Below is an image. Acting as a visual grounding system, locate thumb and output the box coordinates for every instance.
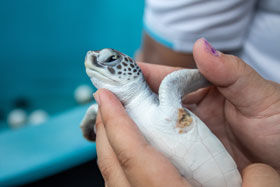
[242,163,280,187]
[193,38,280,116]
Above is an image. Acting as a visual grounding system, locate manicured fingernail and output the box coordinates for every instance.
[94,92,101,105]
[203,38,220,57]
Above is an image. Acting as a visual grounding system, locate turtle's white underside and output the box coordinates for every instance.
[80,50,242,187]
[125,92,241,187]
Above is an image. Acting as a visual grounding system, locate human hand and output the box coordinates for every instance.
[94,89,191,187]
[138,38,280,173]
[94,88,280,186]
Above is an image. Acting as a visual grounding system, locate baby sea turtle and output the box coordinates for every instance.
[80,48,241,187]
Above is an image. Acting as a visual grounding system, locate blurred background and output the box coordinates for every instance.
[0,0,144,186]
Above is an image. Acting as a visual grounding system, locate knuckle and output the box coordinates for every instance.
[97,157,116,182]
[230,55,246,72]
[104,114,129,128]
[116,148,136,171]
[95,119,103,127]
[95,119,103,129]
[230,55,241,64]
[226,54,253,78]
[104,117,118,127]
[116,143,149,171]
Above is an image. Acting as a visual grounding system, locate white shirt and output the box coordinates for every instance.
[144,0,280,83]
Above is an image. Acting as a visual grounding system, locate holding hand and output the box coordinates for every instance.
[94,38,280,186]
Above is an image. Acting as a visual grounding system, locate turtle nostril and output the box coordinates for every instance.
[91,55,96,63]
[91,54,102,68]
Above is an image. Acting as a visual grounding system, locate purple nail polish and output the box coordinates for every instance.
[203,38,219,57]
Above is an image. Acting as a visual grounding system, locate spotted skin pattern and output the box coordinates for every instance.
[102,52,141,80]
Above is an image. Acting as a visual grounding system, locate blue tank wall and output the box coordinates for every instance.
[0,0,144,115]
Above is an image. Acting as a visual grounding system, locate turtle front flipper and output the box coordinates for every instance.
[158,69,210,115]
[80,103,98,141]
[157,69,242,186]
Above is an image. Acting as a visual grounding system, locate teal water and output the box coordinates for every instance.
[0,0,144,115]
[0,0,144,185]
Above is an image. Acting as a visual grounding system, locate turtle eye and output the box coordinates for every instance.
[105,55,118,63]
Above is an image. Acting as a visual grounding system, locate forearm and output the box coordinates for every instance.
[137,33,196,68]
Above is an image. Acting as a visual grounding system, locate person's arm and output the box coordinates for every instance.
[139,0,257,68]
[137,33,196,68]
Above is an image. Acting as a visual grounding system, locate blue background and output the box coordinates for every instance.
[0,0,144,185]
[0,0,144,115]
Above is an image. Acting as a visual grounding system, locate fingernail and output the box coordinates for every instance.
[203,38,220,57]
[94,92,101,105]
[93,124,97,134]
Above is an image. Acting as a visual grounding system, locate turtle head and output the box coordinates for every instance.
[85,48,144,95]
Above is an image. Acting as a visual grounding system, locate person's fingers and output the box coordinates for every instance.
[193,38,280,117]
[95,112,130,187]
[242,163,280,187]
[94,89,190,187]
[138,62,181,93]
[182,87,211,105]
